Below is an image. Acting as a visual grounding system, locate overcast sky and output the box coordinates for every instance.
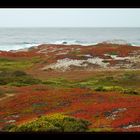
[0,9,140,27]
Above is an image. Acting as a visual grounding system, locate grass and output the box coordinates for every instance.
[107,52,118,55]
[88,127,113,132]
[0,57,140,92]
[68,50,81,56]
[42,78,74,88]
[41,72,140,95]
[4,113,91,132]
[0,57,41,71]
[94,86,139,95]
[0,70,42,86]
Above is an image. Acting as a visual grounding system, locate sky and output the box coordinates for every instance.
[0,8,140,27]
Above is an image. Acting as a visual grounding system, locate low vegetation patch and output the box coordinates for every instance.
[0,70,42,86]
[4,113,91,132]
[42,78,73,88]
[0,57,41,71]
[41,75,140,94]
[88,127,113,132]
[107,52,119,55]
[94,86,139,95]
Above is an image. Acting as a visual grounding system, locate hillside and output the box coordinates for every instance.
[0,43,140,132]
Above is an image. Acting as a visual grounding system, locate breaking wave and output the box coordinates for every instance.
[102,39,130,45]
[49,39,96,46]
[0,43,40,51]
[0,40,96,51]
[0,39,140,51]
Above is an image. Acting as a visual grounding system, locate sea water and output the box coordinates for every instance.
[0,27,140,51]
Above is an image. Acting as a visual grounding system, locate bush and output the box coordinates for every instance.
[104,76,114,81]
[122,73,137,80]
[2,124,17,131]
[12,70,27,77]
[6,113,91,132]
[0,57,42,71]
[0,70,42,86]
[107,52,118,55]
[8,82,30,87]
[94,86,106,91]
[94,86,139,95]
[95,86,123,92]
[122,89,139,95]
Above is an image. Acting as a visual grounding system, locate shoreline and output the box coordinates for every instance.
[0,41,140,52]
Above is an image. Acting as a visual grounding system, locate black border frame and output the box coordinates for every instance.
[0,0,140,139]
[0,0,140,8]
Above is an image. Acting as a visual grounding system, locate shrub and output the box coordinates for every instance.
[6,113,91,132]
[107,52,118,55]
[95,86,123,92]
[12,70,27,77]
[2,124,17,131]
[122,89,139,95]
[94,86,139,95]
[0,70,42,86]
[0,57,41,71]
[8,82,30,87]
[94,86,106,91]
[42,78,71,88]
[122,73,137,80]
[104,76,114,81]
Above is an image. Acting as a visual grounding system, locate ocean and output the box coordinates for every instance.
[0,27,140,51]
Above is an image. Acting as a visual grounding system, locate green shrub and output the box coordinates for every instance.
[0,70,42,86]
[94,86,106,91]
[94,85,139,95]
[8,82,30,87]
[122,73,137,80]
[88,127,113,132]
[2,124,17,131]
[122,89,139,95]
[6,113,91,132]
[42,78,72,88]
[12,70,27,77]
[107,52,118,55]
[0,57,42,71]
[95,86,123,92]
[104,76,114,81]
